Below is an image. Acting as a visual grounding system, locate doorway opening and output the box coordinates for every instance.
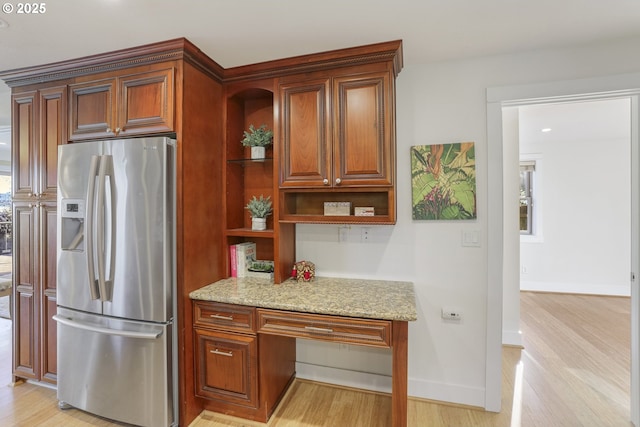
[509,98,631,421]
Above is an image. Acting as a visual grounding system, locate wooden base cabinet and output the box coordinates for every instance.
[193,301,296,423]
[195,329,258,408]
[12,201,57,384]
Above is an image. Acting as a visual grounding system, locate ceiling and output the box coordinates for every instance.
[1,0,640,133]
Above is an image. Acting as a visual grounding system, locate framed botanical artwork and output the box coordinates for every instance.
[411,142,477,220]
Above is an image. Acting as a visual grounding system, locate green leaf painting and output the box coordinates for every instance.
[411,142,477,220]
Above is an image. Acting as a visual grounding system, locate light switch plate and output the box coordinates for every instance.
[462,230,480,247]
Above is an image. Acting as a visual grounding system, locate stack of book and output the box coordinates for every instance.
[229,243,275,280]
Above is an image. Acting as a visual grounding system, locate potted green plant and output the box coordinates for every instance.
[245,195,273,230]
[242,124,273,159]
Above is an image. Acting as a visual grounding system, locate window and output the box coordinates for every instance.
[519,161,535,235]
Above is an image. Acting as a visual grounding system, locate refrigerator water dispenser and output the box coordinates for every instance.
[61,198,85,251]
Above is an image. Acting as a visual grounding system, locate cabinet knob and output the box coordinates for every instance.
[323,178,329,185]
[335,178,341,185]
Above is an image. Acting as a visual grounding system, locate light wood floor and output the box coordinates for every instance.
[0,292,632,426]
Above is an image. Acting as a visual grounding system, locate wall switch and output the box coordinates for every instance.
[461,230,480,247]
[442,307,463,320]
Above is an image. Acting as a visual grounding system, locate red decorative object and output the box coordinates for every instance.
[292,260,315,282]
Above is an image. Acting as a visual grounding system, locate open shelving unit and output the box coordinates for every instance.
[223,83,294,283]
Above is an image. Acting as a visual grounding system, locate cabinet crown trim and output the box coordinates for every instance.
[224,40,404,82]
[0,38,225,88]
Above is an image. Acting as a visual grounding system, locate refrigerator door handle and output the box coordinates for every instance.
[97,155,115,302]
[53,315,163,340]
[85,155,101,301]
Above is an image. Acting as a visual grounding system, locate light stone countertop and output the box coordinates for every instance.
[189,276,417,321]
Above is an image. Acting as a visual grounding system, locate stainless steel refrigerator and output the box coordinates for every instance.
[54,136,178,427]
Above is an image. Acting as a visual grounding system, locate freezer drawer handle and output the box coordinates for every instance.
[210,348,233,357]
[53,315,163,340]
[209,314,233,321]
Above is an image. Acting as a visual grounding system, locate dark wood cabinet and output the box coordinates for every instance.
[333,71,393,187]
[69,68,174,141]
[2,38,403,426]
[11,200,57,383]
[12,201,37,380]
[193,300,295,422]
[279,71,392,189]
[12,92,37,199]
[2,39,227,425]
[10,86,64,385]
[195,328,258,407]
[279,77,331,188]
[277,57,400,224]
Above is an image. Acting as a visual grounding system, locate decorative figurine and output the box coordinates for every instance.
[291,260,315,282]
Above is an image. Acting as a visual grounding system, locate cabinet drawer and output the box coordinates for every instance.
[194,328,258,408]
[257,309,391,348]
[194,301,256,333]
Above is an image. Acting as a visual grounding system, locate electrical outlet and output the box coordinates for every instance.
[442,307,463,320]
[361,227,371,242]
[338,226,349,242]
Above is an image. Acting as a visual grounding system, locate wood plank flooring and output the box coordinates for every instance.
[0,292,632,426]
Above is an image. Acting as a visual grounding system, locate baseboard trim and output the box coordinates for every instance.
[296,362,486,408]
[502,329,523,347]
[520,280,630,297]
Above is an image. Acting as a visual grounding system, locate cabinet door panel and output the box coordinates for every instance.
[12,93,37,198]
[69,79,115,141]
[195,328,258,408]
[39,87,66,198]
[118,68,174,136]
[13,203,38,379]
[40,203,57,383]
[279,79,330,187]
[334,73,392,186]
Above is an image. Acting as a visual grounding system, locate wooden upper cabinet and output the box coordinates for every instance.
[279,78,331,188]
[39,87,67,198]
[333,72,392,187]
[279,70,393,189]
[68,79,115,141]
[12,92,37,198]
[69,68,174,141]
[117,69,175,136]
[12,86,66,200]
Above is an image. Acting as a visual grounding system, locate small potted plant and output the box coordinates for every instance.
[242,124,273,159]
[245,195,273,230]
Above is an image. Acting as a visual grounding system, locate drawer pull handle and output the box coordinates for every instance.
[210,349,233,357]
[304,326,334,334]
[210,314,233,321]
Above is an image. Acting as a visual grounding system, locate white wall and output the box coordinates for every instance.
[295,35,640,408]
[519,100,631,296]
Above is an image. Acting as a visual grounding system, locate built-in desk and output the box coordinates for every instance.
[190,277,417,427]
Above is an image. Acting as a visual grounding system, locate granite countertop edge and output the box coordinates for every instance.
[189,276,418,322]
